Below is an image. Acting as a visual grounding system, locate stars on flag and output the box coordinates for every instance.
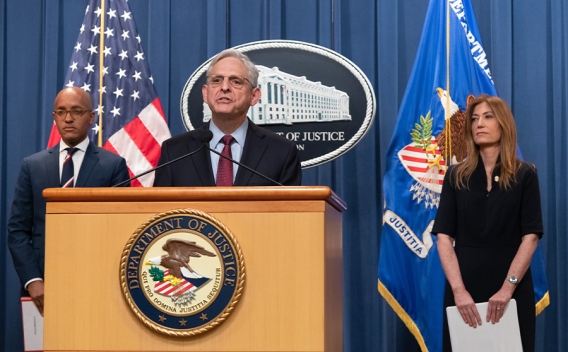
[56,0,171,187]
[116,68,127,79]
[87,44,98,55]
[94,104,104,114]
[64,0,163,123]
[91,24,100,36]
[134,51,144,61]
[121,11,131,21]
[107,9,117,19]
[113,87,124,98]
[52,0,171,186]
[104,27,114,38]
[110,106,121,117]
[66,2,154,118]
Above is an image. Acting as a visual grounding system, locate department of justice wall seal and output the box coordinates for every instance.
[120,209,245,336]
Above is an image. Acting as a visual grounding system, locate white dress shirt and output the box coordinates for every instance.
[58,137,90,185]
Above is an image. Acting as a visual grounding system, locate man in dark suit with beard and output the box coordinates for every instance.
[7,87,130,315]
[153,49,302,187]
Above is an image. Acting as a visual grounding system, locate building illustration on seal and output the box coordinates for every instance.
[203,65,351,125]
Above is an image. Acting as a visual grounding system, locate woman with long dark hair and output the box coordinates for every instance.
[433,94,543,351]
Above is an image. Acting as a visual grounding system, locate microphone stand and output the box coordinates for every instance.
[207,146,283,186]
[112,143,208,187]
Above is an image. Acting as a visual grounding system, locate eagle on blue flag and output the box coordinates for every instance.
[378,0,549,351]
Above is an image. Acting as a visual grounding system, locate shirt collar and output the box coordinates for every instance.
[209,118,248,147]
[59,137,90,153]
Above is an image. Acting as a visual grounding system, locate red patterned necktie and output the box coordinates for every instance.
[61,147,78,188]
[216,135,235,186]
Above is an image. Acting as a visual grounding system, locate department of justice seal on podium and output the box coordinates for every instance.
[120,209,245,336]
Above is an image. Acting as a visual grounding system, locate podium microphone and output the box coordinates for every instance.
[112,130,214,187]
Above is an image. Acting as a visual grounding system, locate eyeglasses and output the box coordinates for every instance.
[53,109,91,119]
[207,75,254,89]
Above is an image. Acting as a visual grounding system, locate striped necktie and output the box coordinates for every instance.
[61,147,79,188]
[216,135,235,186]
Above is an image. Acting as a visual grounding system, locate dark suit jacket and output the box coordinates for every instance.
[153,120,302,186]
[7,142,130,288]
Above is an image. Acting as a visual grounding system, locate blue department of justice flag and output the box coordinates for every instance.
[378,0,549,351]
[48,0,171,186]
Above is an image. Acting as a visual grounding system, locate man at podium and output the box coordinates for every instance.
[7,87,130,315]
[153,49,302,187]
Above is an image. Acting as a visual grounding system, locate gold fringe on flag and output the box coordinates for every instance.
[535,291,550,316]
[378,280,429,352]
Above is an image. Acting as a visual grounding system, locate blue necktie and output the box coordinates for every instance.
[61,147,78,188]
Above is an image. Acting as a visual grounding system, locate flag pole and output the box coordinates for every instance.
[445,0,451,165]
[98,0,106,147]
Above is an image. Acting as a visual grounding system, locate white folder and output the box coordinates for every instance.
[21,297,43,352]
[446,299,523,352]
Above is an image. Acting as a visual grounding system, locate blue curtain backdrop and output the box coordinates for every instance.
[0,1,566,351]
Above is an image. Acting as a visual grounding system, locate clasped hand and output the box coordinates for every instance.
[487,287,514,324]
[454,286,513,328]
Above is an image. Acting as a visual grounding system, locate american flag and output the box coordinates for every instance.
[48,0,171,187]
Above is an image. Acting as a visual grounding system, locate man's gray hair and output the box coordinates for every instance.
[206,49,259,87]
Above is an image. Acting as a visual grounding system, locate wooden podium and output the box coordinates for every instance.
[43,186,345,352]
